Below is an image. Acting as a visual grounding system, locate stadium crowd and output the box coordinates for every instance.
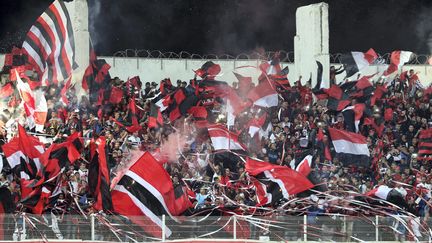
[1,58,432,241]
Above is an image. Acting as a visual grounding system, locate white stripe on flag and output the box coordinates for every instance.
[210,137,245,150]
[114,185,172,237]
[248,126,260,137]
[22,42,45,72]
[332,139,370,156]
[125,170,175,219]
[53,0,74,67]
[253,93,278,107]
[29,26,53,58]
[351,51,369,71]
[40,12,64,82]
[263,170,289,199]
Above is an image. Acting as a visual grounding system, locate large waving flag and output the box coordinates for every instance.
[207,125,247,151]
[247,80,278,108]
[339,48,378,78]
[383,51,413,76]
[328,128,370,167]
[246,158,314,205]
[22,0,77,85]
[112,152,191,238]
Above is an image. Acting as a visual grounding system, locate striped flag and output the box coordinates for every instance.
[329,128,371,167]
[339,48,378,78]
[22,0,77,85]
[418,128,432,161]
[383,50,413,77]
[246,157,314,205]
[207,125,247,151]
[247,80,278,108]
[112,152,191,238]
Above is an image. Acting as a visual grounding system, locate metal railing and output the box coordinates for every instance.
[1,213,431,242]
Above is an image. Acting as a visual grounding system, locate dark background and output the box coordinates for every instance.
[1,0,432,56]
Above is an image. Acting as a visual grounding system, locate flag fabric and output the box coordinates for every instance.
[365,185,408,209]
[207,125,247,151]
[112,152,191,238]
[2,125,44,173]
[340,48,378,78]
[342,103,365,133]
[22,0,77,85]
[0,82,14,98]
[290,154,313,177]
[247,80,278,108]
[60,76,72,105]
[258,54,282,81]
[233,72,252,96]
[88,137,113,211]
[109,86,124,104]
[194,61,221,80]
[246,158,314,205]
[155,95,171,112]
[2,47,27,73]
[383,51,414,76]
[328,128,371,167]
[418,128,432,161]
[33,90,48,132]
[15,70,35,116]
[247,114,267,137]
[148,103,163,129]
[114,98,141,133]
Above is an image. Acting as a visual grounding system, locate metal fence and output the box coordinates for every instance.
[112,49,432,65]
[1,213,431,242]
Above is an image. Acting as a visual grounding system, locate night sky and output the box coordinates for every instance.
[1,0,432,56]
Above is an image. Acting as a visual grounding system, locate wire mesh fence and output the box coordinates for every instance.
[111,49,432,65]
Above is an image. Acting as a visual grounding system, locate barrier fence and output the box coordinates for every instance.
[1,213,431,242]
[111,49,432,65]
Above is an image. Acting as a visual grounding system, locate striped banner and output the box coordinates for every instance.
[22,0,77,85]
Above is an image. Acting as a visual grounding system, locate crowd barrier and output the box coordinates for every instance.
[0,213,431,242]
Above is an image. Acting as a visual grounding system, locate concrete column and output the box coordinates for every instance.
[64,0,89,96]
[294,2,330,88]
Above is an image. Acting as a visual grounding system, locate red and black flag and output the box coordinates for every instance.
[245,157,314,205]
[2,125,44,175]
[148,103,163,129]
[82,46,111,105]
[114,98,141,133]
[1,47,27,73]
[88,137,113,212]
[40,132,84,181]
[194,61,221,80]
[339,48,378,78]
[167,88,199,122]
[126,76,142,95]
[418,128,432,161]
[111,152,192,238]
[22,0,77,85]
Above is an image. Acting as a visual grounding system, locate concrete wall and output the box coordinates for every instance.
[1,54,431,86]
[294,3,330,88]
[101,56,295,85]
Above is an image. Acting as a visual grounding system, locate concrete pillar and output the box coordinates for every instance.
[64,0,89,95]
[294,2,330,88]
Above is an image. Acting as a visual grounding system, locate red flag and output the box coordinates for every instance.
[109,86,124,104]
[233,72,252,96]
